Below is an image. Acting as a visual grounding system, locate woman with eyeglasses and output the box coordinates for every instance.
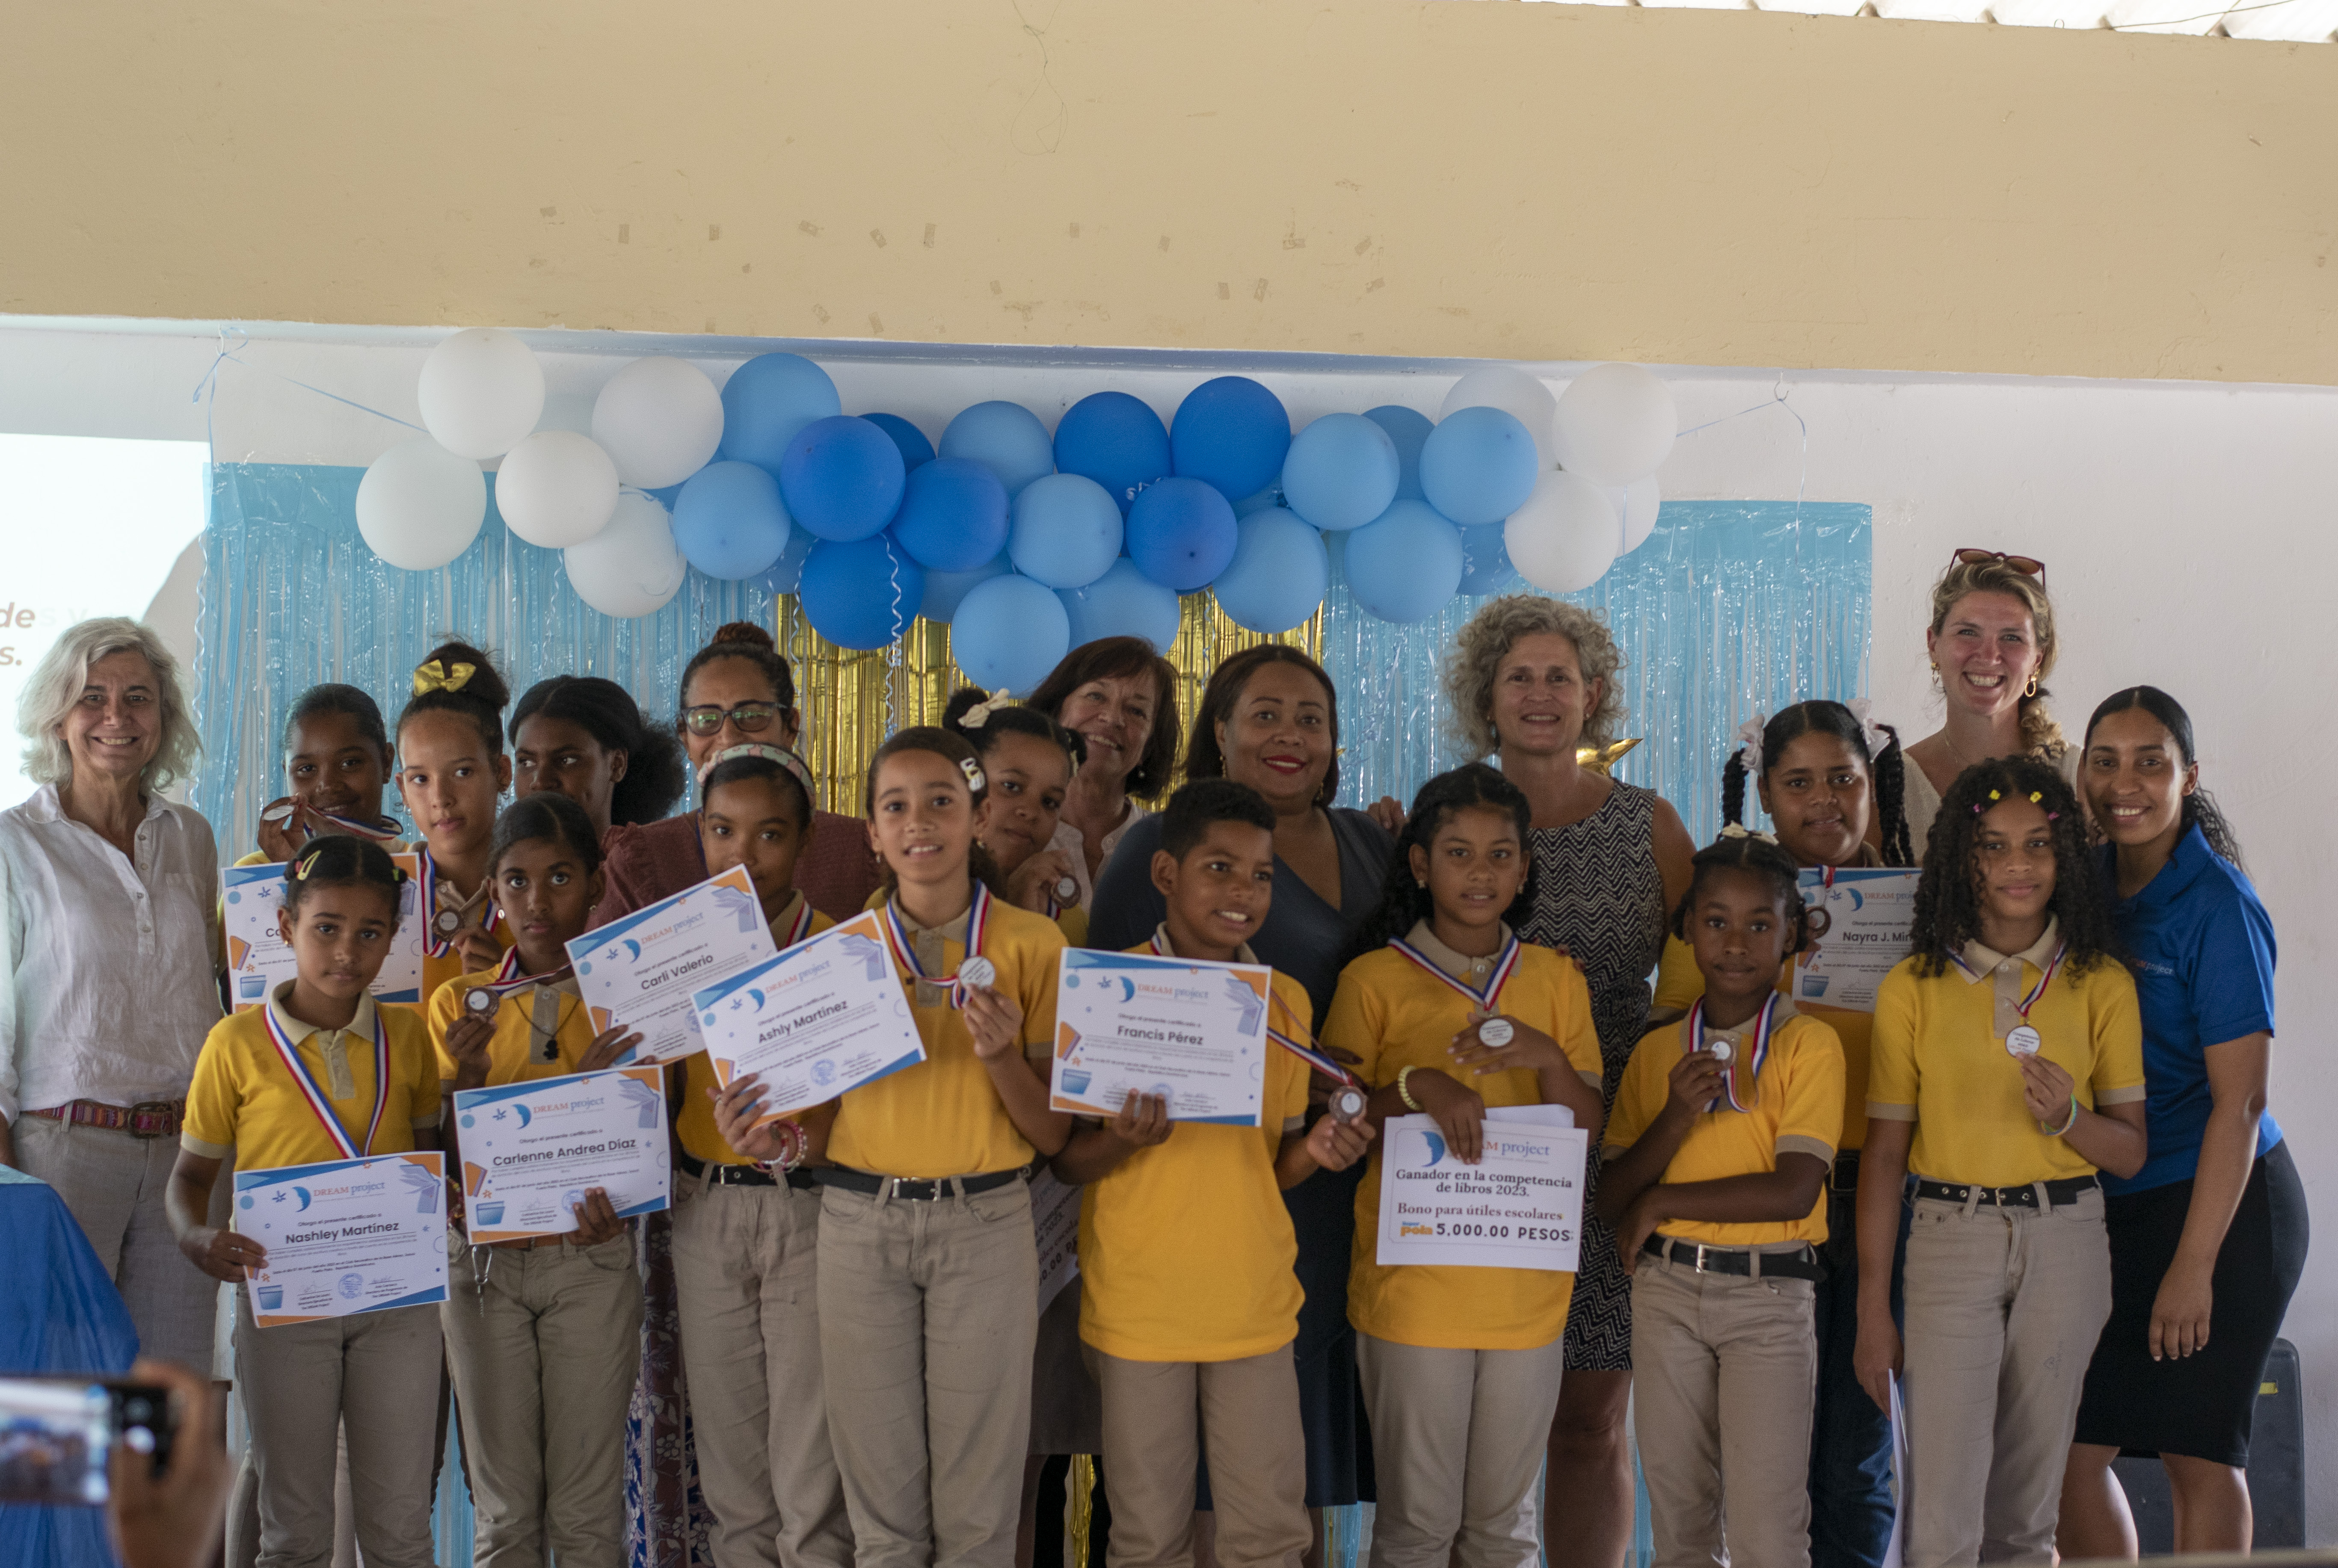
[1902,550,2074,853]
[592,621,880,926]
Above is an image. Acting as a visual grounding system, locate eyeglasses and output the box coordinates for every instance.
[1952,548,2045,578]
[682,702,785,738]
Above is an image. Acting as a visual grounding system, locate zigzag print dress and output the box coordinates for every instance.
[1517,780,1668,1371]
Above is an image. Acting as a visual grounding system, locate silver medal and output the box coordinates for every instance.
[1054,876,1080,904]
[434,909,464,936]
[1330,1086,1368,1123]
[463,988,495,1015]
[2005,1025,2042,1058]
[1478,1017,1514,1047]
[1708,1039,1735,1064]
[958,956,997,991]
[261,801,297,825]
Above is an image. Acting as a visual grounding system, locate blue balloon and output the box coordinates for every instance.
[780,416,907,542]
[750,517,817,595]
[798,535,924,650]
[672,461,792,579]
[1125,477,1238,591]
[1281,414,1401,531]
[718,354,840,473]
[1345,500,1464,623]
[1233,484,1286,518]
[1420,406,1540,526]
[1058,559,1181,654]
[1458,521,1523,596]
[940,402,1055,497]
[862,412,935,471]
[891,457,1010,573]
[1364,406,1434,502]
[1009,473,1123,590]
[920,551,1012,622]
[1212,509,1329,635]
[1053,392,1171,515]
[953,574,1073,695]
[1170,377,1290,501]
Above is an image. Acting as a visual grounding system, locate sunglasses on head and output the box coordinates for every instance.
[1952,548,2045,578]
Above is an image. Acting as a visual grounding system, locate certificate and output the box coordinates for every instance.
[1049,948,1269,1125]
[1793,867,1921,1013]
[691,912,925,1124]
[1030,1169,1082,1312]
[222,854,428,1010]
[453,1066,672,1243]
[569,866,778,1064]
[1374,1106,1586,1272]
[233,1151,449,1327]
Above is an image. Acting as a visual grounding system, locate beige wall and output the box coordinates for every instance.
[3,1,2334,383]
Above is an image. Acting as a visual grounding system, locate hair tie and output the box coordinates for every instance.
[698,743,820,810]
[412,659,477,696]
[1842,697,1895,757]
[959,756,987,793]
[1717,823,1777,845]
[1733,713,1769,763]
[957,690,1014,731]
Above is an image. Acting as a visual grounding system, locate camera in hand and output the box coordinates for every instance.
[0,1376,177,1505]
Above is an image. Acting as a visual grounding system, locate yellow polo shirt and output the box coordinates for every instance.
[1650,934,1875,1153]
[826,895,1064,1179]
[1330,925,1604,1352]
[678,893,834,1167]
[1078,944,1313,1363]
[184,988,440,1170]
[1604,1005,1843,1247]
[426,965,599,1087]
[1868,920,2145,1187]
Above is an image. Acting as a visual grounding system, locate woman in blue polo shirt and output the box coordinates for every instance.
[2058,687,2307,1557]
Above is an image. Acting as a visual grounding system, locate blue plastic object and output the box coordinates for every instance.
[1053,391,1172,515]
[717,353,840,473]
[779,415,907,541]
[1125,476,1237,591]
[1059,558,1181,653]
[1344,500,1465,622]
[1009,473,1124,590]
[862,412,936,472]
[1363,405,1433,502]
[940,402,1056,497]
[891,457,1010,573]
[798,534,925,649]
[1281,413,1401,531]
[1419,405,1540,526]
[671,461,793,579]
[1212,508,1329,634]
[954,573,1073,693]
[1170,377,1291,502]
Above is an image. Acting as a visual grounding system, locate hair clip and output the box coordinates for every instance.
[412,658,476,696]
[958,756,987,793]
[697,743,819,808]
[293,849,323,881]
[1842,697,1894,756]
[1988,789,2003,801]
[2027,791,2043,804]
[1717,823,1778,845]
[958,690,1013,731]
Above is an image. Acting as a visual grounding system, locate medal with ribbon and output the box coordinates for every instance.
[415,847,502,959]
[1684,991,1779,1113]
[460,945,574,1020]
[1150,931,1368,1121]
[882,882,996,1008]
[1387,930,1523,1020]
[262,1002,389,1160]
[1949,940,2065,1058]
[773,893,817,950]
[261,801,404,845]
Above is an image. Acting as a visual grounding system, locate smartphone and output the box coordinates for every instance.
[0,1376,176,1506]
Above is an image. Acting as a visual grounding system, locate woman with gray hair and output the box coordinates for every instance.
[0,617,223,1370]
[1443,595,1694,1568]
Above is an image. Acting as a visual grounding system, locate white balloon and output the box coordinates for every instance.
[590,356,724,489]
[1552,363,1676,487]
[1505,471,1620,593]
[564,491,688,618]
[1440,366,1559,470]
[496,430,619,547]
[1609,475,1661,553]
[417,328,545,459]
[355,437,487,570]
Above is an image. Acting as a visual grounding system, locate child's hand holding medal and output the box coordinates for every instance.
[443,1012,497,1092]
[1663,1047,1731,1122]
[960,959,1024,1061]
[1445,1010,1562,1078]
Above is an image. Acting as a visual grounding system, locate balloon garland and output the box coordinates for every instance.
[356,334,1679,691]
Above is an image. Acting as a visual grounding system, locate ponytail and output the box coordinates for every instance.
[1869,723,1914,867]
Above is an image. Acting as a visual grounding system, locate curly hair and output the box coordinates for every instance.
[1342,763,1532,968]
[1907,757,2118,978]
[1929,558,2065,759]
[2083,686,2245,874]
[1444,595,1627,757]
[18,617,202,793]
[1667,831,1811,954]
[1722,701,1913,868]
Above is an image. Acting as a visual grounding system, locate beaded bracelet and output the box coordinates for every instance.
[751,1118,808,1175]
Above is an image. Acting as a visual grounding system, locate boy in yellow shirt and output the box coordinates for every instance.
[1054,779,1372,1568]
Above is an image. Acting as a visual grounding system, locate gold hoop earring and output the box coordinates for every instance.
[2024,672,2039,698]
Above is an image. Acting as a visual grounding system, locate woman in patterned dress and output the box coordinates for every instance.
[1444,598,1694,1568]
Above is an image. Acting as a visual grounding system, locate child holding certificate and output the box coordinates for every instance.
[430,791,647,1568]
[1053,778,1372,1568]
[815,727,1070,1568]
[245,684,404,863]
[166,836,443,1568]
[1324,764,1606,1568]
[394,641,516,1009]
[1856,761,2145,1567]
[1597,829,1844,1568]
[942,685,1091,942]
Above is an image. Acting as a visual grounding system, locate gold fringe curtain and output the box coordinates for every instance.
[774,595,1322,815]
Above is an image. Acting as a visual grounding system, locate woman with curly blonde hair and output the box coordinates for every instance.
[1443,595,1693,1568]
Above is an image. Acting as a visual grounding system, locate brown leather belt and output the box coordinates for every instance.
[25,1099,186,1138]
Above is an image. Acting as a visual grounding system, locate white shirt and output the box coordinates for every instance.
[0,783,224,1122]
[1048,801,1152,914]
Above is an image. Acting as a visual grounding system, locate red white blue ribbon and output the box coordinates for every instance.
[1386,931,1524,1016]
[774,894,817,950]
[1685,991,1780,1114]
[1149,931,1360,1089]
[462,945,572,1012]
[1947,940,2066,1025]
[309,808,403,843]
[881,881,995,1009]
[262,1000,388,1160]
[414,847,501,959]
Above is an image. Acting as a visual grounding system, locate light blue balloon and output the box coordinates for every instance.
[940,402,1056,497]
[671,461,791,579]
[750,516,816,595]
[953,573,1073,695]
[1458,521,1524,596]
[1009,473,1123,590]
[1363,405,1434,502]
[1345,500,1464,623]
[1419,406,1540,526]
[1281,414,1401,531]
[1058,559,1181,654]
[718,354,841,473]
[1125,477,1237,591]
[1212,509,1329,635]
[798,535,924,650]
[920,551,1012,622]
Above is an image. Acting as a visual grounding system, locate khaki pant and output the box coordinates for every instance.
[441,1232,645,1568]
[1356,1332,1566,1568]
[1629,1251,1819,1568]
[18,1114,219,1370]
[815,1179,1037,1568]
[1086,1344,1309,1568]
[671,1175,853,1568]
[1900,1188,2111,1568]
[233,1290,441,1568]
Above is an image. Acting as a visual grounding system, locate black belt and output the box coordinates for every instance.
[1830,1148,1861,1194]
[1910,1174,2099,1210]
[1640,1237,1823,1281]
[812,1165,1031,1202]
[678,1151,817,1192]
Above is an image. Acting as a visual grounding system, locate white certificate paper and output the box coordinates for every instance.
[691,911,926,1124]
[569,866,778,1064]
[1031,1169,1082,1311]
[1375,1106,1586,1272]
[1050,949,1270,1126]
[1793,867,1921,1014]
[233,1151,449,1328]
[453,1066,672,1243]
[222,854,428,1011]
